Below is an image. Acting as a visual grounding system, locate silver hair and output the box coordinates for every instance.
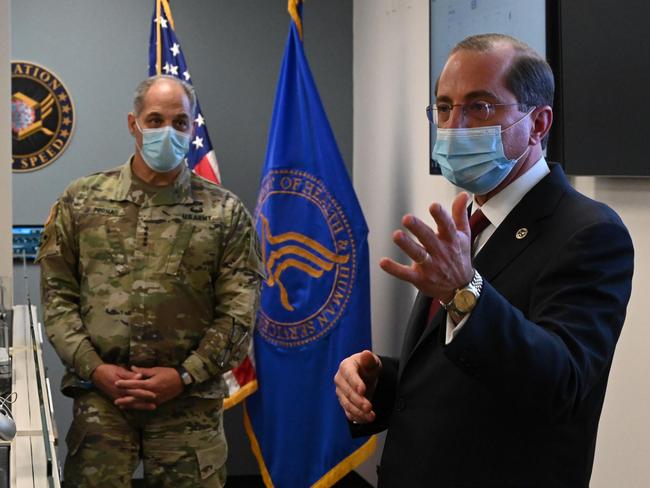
[132,75,197,116]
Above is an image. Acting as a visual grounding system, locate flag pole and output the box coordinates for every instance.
[155,0,162,74]
[287,0,303,40]
[161,0,175,30]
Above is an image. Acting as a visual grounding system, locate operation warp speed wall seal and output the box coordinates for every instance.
[11,61,75,172]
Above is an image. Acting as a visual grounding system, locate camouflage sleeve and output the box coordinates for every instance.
[37,190,104,380]
[182,199,263,383]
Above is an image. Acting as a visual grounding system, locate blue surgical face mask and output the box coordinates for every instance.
[135,120,191,173]
[432,110,532,195]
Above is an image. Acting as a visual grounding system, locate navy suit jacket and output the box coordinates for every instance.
[355,165,634,487]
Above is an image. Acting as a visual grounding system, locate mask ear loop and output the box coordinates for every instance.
[134,120,145,160]
[501,106,536,162]
[513,145,531,164]
[500,106,536,134]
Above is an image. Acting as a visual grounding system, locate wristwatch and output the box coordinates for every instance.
[443,269,483,322]
[175,366,194,386]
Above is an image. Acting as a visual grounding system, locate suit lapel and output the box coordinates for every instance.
[474,164,568,282]
[398,293,440,378]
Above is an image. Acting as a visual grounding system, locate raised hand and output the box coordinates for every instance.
[379,192,474,303]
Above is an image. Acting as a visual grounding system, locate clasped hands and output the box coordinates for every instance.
[91,364,184,410]
[334,193,475,423]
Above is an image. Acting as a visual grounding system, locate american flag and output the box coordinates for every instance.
[148,0,220,182]
[148,0,258,408]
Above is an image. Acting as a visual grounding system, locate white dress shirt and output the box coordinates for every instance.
[445,157,551,344]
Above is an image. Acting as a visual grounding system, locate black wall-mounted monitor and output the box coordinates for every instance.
[546,0,650,176]
[13,225,44,262]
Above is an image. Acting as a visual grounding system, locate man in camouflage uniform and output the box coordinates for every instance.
[38,75,262,487]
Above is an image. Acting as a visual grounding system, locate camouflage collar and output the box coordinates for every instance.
[110,158,197,206]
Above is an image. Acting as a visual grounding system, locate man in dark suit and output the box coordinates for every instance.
[334,34,634,487]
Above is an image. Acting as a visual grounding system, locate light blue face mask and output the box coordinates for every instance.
[432,111,532,195]
[135,120,191,173]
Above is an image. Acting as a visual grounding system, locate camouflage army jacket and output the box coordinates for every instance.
[37,160,263,399]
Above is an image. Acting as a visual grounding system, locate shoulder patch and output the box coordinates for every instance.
[44,202,58,227]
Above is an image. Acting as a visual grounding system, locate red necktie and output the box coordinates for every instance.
[468,208,491,250]
[426,208,490,323]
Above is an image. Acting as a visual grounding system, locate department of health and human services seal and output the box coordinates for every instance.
[255,169,356,348]
[11,61,75,172]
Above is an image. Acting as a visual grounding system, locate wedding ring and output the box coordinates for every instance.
[414,252,430,265]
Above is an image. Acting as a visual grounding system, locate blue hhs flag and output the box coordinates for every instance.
[245,2,375,487]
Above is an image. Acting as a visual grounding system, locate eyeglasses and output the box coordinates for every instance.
[426,101,532,125]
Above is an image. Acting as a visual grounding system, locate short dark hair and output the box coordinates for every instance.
[443,33,555,147]
[133,75,197,116]
[452,33,554,108]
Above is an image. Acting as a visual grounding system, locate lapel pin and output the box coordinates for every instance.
[515,228,528,240]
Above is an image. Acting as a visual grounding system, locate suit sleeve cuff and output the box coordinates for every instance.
[445,312,471,344]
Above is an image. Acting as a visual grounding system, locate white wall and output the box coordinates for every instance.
[574,177,650,487]
[0,0,12,304]
[353,1,650,486]
[353,0,455,483]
